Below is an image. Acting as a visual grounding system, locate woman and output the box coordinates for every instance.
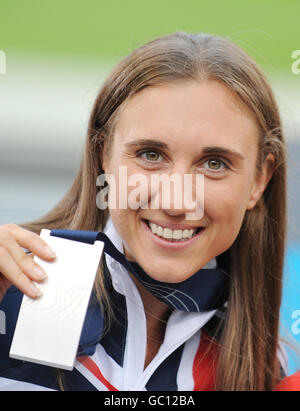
[0,32,296,390]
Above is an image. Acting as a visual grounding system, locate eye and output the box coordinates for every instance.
[201,157,229,174]
[206,159,224,170]
[137,150,163,162]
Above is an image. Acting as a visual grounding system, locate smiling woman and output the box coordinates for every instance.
[102,80,273,284]
[0,32,295,391]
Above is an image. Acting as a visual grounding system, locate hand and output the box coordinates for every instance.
[0,223,56,302]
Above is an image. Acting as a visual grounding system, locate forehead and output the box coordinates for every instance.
[113,80,259,155]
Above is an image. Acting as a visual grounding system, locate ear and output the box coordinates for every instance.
[246,153,275,210]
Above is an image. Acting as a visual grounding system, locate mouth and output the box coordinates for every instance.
[142,219,205,243]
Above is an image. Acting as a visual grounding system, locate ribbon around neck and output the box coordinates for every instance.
[50,229,229,313]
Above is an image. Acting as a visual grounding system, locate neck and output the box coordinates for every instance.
[129,273,172,368]
[124,246,171,324]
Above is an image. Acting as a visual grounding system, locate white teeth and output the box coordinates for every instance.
[173,230,182,240]
[148,221,198,240]
[163,228,173,239]
[149,222,157,234]
[183,229,189,238]
[156,225,163,237]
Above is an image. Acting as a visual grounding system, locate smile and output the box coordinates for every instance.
[143,219,204,243]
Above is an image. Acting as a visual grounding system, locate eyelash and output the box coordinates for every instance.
[201,158,230,174]
[136,149,230,173]
[137,149,164,163]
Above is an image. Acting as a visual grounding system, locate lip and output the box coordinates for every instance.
[144,219,204,231]
[142,219,205,251]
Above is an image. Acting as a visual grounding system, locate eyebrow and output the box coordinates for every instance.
[124,139,168,150]
[124,139,245,161]
[202,145,245,160]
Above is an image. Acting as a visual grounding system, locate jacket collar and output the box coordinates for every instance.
[50,218,228,357]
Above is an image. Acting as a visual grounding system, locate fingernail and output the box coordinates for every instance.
[34,266,47,280]
[45,245,56,258]
[29,283,43,298]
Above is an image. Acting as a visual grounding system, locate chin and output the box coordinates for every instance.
[139,261,198,283]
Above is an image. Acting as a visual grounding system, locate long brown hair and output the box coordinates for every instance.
[21,32,287,390]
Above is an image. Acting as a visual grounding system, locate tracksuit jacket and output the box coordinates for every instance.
[0,218,295,391]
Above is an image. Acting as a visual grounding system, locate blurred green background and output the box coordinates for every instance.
[0,0,299,73]
[0,0,300,376]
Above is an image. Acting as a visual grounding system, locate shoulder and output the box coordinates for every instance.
[274,371,300,391]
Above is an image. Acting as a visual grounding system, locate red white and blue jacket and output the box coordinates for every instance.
[0,219,296,391]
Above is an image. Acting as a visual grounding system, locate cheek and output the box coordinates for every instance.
[108,208,134,247]
[110,160,153,211]
[108,209,126,240]
[205,180,251,235]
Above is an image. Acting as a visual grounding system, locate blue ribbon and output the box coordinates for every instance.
[50,229,229,313]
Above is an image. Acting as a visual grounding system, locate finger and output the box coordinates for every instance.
[0,247,42,298]
[1,224,56,261]
[0,229,48,282]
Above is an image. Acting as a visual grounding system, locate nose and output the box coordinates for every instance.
[150,167,204,220]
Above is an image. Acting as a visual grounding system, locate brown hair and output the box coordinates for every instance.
[21,32,286,390]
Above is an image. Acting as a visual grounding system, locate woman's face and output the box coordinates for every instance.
[102,80,274,282]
